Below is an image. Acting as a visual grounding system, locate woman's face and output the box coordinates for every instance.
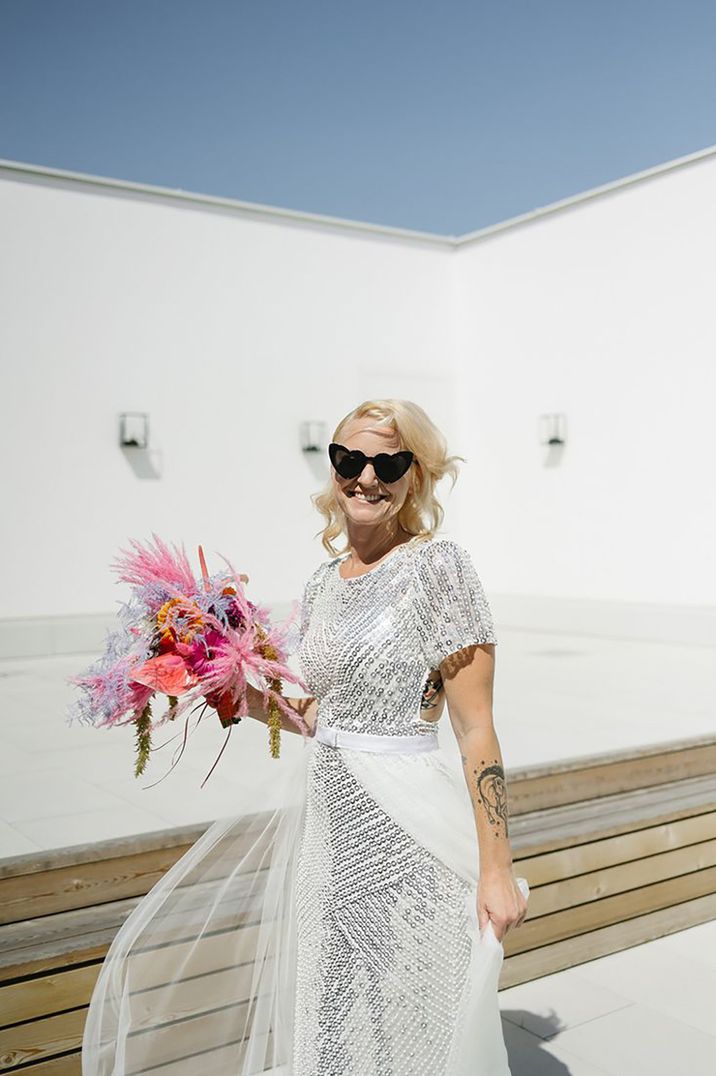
[331,423,414,534]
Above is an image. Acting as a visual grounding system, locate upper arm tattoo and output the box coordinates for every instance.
[420,672,443,710]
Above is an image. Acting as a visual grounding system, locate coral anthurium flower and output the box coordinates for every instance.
[131,654,198,695]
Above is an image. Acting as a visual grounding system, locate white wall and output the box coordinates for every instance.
[455,155,716,606]
[1,153,715,629]
[0,171,458,619]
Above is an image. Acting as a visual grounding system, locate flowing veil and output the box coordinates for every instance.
[82,734,313,1075]
[83,731,528,1075]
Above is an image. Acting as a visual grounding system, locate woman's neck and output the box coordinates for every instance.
[344,525,413,568]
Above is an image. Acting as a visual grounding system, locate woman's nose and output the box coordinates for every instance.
[357,461,377,482]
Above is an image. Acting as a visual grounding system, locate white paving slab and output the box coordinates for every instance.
[534,1000,716,1076]
[565,934,716,1038]
[0,769,138,824]
[502,1018,615,1075]
[499,921,716,1074]
[0,820,41,857]
[647,918,716,970]
[499,966,634,1039]
[12,804,171,850]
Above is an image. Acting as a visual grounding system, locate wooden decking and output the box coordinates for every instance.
[1,733,715,1074]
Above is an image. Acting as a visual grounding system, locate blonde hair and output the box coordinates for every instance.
[312,399,465,557]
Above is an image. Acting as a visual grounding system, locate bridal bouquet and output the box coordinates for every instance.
[68,535,311,778]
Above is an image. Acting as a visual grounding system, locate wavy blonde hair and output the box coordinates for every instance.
[312,399,465,557]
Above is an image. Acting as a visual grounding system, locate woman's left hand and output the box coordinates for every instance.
[477,869,528,942]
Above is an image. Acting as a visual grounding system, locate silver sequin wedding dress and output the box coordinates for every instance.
[83,536,528,1075]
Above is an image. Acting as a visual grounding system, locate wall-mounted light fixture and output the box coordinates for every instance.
[119,412,150,449]
[119,412,161,479]
[300,420,328,454]
[539,413,566,447]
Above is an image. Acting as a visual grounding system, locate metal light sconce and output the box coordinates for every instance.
[119,412,150,449]
[539,413,566,447]
[119,412,161,479]
[300,420,328,454]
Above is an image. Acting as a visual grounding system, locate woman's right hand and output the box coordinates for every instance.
[244,682,264,720]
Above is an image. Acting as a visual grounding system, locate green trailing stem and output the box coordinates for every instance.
[134,702,152,777]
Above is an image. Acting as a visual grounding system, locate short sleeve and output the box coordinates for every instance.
[298,563,328,645]
[413,539,497,668]
[299,579,315,645]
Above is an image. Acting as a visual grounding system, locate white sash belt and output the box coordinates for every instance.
[316,724,439,754]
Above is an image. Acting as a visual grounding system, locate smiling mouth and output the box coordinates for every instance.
[348,491,387,503]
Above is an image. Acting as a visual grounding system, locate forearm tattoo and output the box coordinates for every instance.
[461,754,509,839]
[420,672,443,711]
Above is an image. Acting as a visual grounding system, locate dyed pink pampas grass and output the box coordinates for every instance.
[68,534,311,781]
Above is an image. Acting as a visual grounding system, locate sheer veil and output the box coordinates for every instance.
[82,734,313,1075]
[82,731,527,1075]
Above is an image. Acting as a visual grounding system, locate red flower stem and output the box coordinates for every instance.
[201,725,232,788]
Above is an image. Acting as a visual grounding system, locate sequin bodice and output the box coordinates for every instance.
[297,536,497,737]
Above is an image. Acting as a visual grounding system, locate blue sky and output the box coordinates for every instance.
[1,0,715,234]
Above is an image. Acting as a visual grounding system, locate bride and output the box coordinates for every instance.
[83,398,529,1075]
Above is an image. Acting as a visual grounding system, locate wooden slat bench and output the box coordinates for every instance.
[1,732,715,1073]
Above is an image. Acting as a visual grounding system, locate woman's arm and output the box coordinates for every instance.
[244,683,318,735]
[441,642,526,939]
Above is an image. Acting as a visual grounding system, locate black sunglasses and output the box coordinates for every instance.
[328,442,415,484]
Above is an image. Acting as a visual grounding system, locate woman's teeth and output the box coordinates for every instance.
[351,492,385,503]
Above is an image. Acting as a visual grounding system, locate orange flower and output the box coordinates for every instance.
[131,654,198,695]
[156,598,205,643]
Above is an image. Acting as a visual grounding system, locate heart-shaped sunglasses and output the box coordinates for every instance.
[328,442,415,484]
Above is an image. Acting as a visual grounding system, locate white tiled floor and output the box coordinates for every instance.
[1,635,715,1073]
[499,919,716,1074]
